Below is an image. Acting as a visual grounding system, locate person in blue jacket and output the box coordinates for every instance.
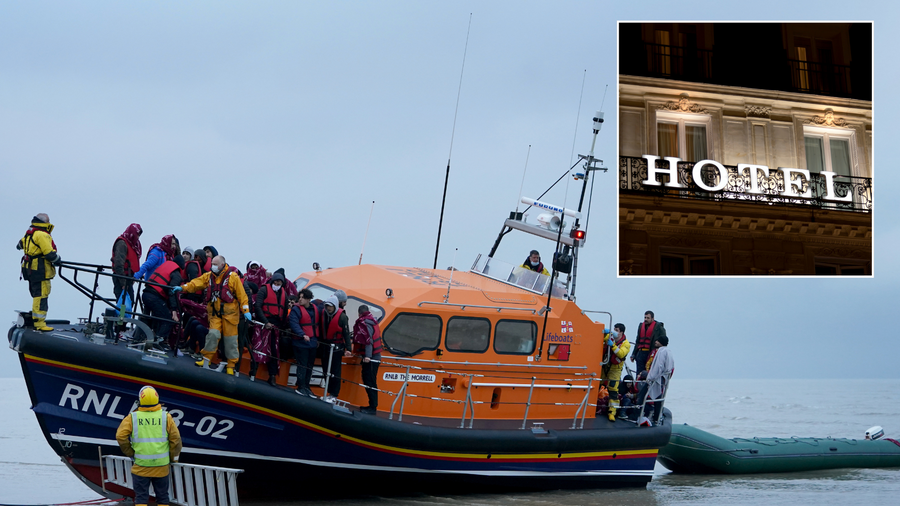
[134,234,179,282]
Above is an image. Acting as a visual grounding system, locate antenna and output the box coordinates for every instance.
[359,201,375,265]
[433,13,473,270]
[444,248,458,303]
[514,145,531,215]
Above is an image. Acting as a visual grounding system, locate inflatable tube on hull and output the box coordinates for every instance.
[658,424,900,474]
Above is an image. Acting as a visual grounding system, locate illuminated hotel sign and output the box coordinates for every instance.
[641,155,852,202]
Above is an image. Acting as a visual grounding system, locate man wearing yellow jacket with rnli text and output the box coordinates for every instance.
[175,255,250,375]
[116,386,182,506]
[601,323,631,422]
[18,214,61,331]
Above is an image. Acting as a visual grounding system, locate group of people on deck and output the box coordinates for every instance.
[20,217,384,413]
[599,310,674,426]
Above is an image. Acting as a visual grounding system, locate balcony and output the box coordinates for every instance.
[619,156,872,213]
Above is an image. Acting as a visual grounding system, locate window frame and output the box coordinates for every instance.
[656,110,712,162]
[803,125,857,176]
[305,283,385,322]
[444,316,491,354]
[659,249,719,275]
[381,312,443,356]
[493,319,538,356]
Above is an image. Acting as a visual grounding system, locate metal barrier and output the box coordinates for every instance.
[102,455,243,506]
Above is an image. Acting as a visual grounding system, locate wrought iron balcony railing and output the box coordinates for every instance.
[787,59,853,97]
[619,156,872,213]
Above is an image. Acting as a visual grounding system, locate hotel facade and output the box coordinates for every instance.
[618,23,872,275]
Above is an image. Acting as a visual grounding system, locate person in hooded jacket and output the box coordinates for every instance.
[111,223,143,317]
[18,214,61,332]
[271,267,298,299]
[353,305,382,414]
[319,294,351,402]
[202,245,218,273]
[134,235,180,282]
[139,255,185,347]
[244,261,269,290]
[251,272,287,386]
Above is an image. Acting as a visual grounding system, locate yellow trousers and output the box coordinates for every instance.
[601,362,624,416]
[28,279,51,325]
[200,315,240,368]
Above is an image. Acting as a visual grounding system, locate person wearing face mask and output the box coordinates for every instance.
[319,294,351,403]
[520,250,550,275]
[250,272,288,385]
[174,255,250,375]
[600,323,630,422]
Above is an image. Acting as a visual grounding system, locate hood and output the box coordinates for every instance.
[31,217,54,234]
[173,255,186,269]
[204,245,219,257]
[182,246,194,259]
[269,272,286,285]
[119,223,143,258]
[325,294,340,313]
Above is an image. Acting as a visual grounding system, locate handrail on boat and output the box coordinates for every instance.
[385,355,588,371]
[418,300,537,314]
[101,454,243,506]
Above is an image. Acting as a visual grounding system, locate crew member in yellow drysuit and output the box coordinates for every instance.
[601,323,631,422]
[18,214,61,331]
[175,255,250,375]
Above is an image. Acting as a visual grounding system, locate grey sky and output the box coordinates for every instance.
[1,1,895,379]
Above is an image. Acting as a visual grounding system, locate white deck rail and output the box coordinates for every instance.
[102,455,243,506]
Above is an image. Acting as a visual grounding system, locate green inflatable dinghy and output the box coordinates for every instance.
[658,423,900,474]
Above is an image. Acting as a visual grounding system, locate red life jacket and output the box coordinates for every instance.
[324,308,345,343]
[206,266,238,304]
[110,238,140,276]
[636,321,656,351]
[260,285,286,321]
[608,333,627,365]
[294,304,319,340]
[353,314,383,355]
[148,260,182,299]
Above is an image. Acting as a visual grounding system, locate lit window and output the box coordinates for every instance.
[657,111,709,162]
[804,127,854,176]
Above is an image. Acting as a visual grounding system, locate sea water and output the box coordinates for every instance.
[1,377,898,505]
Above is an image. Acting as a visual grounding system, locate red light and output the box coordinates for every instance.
[570,229,586,240]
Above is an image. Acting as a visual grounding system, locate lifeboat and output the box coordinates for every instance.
[8,112,674,500]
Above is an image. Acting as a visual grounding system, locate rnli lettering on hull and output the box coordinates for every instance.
[57,382,234,439]
[383,372,436,383]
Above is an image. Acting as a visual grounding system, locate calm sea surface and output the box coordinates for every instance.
[1,377,898,505]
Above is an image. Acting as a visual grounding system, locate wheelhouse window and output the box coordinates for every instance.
[804,126,855,176]
[382,313,442,355]
[306,283,384,321]
[445,317,490,353]
[494,319,537,355]
[657,111,709,162]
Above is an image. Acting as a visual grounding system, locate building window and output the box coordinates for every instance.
[445,317,490,353]
[804,126,854,176]
[657,111,709,162]
[382,313,442,355]
[660,251,718,275]
[814,260,868,275]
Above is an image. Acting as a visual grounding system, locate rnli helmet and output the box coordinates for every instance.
[139,386,160,407]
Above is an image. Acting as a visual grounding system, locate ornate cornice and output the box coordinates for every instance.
[657,96,709,114]
[805,109,849,127]
[745,105,770,118]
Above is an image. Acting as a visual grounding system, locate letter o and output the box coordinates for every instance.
[692,160,729,192]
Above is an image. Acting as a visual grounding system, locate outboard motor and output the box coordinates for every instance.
[865,426,884,440]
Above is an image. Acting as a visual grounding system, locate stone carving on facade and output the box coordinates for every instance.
[658,96,709,114]
[805,109,848,127]
[661,236,714,249]
[745,105,770,118]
